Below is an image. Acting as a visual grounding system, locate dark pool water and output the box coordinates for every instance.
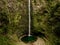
[21,35,37,43]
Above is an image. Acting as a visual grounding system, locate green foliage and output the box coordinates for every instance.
[0,35,14,45]
[0,0,60,45]
[32,0,60,45]
[0,0,28,45]
[0,11,9,34]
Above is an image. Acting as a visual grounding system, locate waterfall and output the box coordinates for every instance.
[28,0,31,36]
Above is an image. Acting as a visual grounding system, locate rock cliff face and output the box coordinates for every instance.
[0,0,60,45]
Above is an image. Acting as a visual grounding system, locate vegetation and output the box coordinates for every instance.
[32,0,60,45]
[0,0,60,45]
[0,0,28,45]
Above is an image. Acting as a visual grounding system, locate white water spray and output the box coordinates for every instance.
[28,0,31,36]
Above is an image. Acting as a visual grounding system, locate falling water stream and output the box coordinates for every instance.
[28,0,31,36]
[21,0,38,43]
